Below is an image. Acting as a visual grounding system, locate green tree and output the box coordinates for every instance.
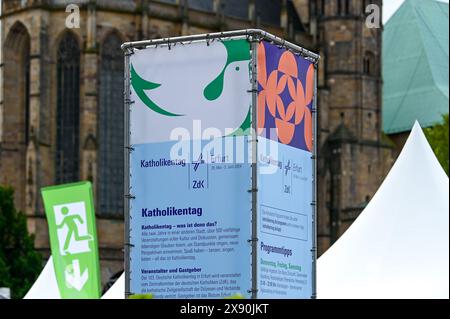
[424,114,449,175]
[0,186,42,298]
[128,293,154,299]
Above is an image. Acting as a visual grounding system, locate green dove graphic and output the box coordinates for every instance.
[131,39,251,117]
[203,40,251,101]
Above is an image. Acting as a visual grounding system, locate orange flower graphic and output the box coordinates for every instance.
[287,63,314,151]
[257,42,315,151]
[257,43,287,134]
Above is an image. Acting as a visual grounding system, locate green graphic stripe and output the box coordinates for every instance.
[131,64,183,117]
[227,107,251,137]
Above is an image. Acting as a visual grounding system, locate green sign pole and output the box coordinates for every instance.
[41,181,101,299]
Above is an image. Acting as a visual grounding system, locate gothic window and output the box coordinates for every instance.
[256,0,282,26]
[337,0,350,16]
[222,0,249,19]
[98,32,124,216]
[56,32,80,184]
[321,0,325,16]
[345,0,350,15]
[363,51,375,76]
[24,45,31,145]
[3,22,31,145]
[188,0,213,12]
[2,22,31,210]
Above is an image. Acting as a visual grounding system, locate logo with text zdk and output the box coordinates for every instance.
[283,160,292,195]
[190,153,208,190]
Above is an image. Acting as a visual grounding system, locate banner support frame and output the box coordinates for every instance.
[249,34,260,299]
[123,47,133,298]
[121,29,319,63]
[311,63,319,299]
[122,30,319,299]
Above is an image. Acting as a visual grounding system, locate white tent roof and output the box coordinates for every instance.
[23,256,125,299]
[23,256,61,299]
[24,256,125,299]
[318,122,449,299]
[101,273,125,299]
[24,123,449,299]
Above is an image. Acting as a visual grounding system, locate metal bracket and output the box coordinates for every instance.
[247,36,262,44]
[124,49,134,57]
[125,194,136,200]
[121,29,320,62]
[247,237,259,243]
[276,39,286,49]
[247,188,258,193]
[125,292,134,298]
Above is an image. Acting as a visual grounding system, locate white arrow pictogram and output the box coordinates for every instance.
[65,259,89,291]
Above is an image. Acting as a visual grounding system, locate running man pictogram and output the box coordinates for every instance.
[57,206,93,254]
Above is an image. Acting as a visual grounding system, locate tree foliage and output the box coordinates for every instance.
[128,293,154,299]
[0,186,42,298]
[424,114,449,175]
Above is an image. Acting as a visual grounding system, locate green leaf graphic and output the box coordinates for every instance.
[131,64,183,117]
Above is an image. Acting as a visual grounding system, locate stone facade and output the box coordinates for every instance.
[0,0,394,287]
[310,0,395,251]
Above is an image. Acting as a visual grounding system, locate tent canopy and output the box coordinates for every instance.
[318,122,449,299]
[25,124,449,299]
[101,274,125,299]
[23,256,60,299]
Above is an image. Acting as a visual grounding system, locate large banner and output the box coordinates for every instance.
[128,39,253,298]
[256,41,315,298]
[41,182,101,299]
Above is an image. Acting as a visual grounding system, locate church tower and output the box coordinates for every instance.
[312,0,394,253]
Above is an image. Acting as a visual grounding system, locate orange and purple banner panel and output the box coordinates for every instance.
[257,41,314,152]
[256,41,315,299]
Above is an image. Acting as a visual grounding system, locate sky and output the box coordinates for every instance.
[384,0,408,23]
[384,0,449,23]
